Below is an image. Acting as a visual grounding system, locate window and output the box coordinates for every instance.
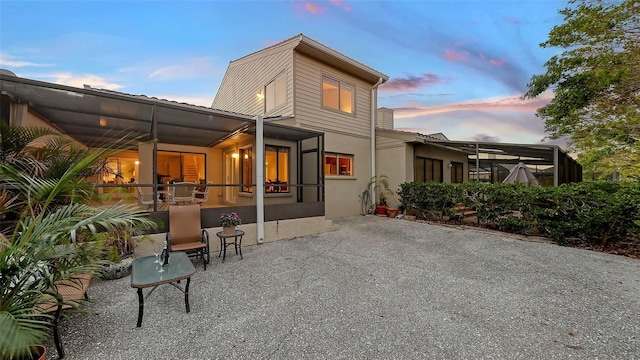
[265,146,289,193]
[157,151,206,183]
[265,72,286,113]
[240,148,253,193]
[415,157,443,182]
[322,76,354,114]
[324,153,353,176]
[451,162,464,183]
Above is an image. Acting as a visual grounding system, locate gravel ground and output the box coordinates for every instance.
[49,215,640,360]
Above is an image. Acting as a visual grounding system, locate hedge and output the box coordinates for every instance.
[398,181,640,245]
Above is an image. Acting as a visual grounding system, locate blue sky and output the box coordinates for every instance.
[0,0,566,145]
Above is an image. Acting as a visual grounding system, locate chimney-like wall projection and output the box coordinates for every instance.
[376,107,394,130]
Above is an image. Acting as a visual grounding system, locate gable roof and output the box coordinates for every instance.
[231,34,389,84]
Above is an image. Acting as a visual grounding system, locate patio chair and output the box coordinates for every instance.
[166,204,210,270]
[168,182,196,205]
[136,185,165,210]
[192,183,211,205]
[36,273,92,359]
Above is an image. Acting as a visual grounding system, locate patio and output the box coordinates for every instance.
[50,216,639,359]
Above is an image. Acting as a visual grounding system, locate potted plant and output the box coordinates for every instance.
[220,212,241,234]
[0,125,158,358]
[368,175,394,216]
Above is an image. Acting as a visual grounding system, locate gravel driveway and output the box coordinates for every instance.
[50,215,640,359]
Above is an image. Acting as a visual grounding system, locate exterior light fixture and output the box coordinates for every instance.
[231,153,239,159]
[448,162,453,168]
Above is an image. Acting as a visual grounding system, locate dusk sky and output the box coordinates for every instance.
[0,0,567,145]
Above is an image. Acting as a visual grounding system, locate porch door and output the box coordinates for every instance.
[224,151,236,203]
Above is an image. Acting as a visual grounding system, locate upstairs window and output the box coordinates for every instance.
[265,72,286,113]
[325,153,353,176]
[322,76,354,114]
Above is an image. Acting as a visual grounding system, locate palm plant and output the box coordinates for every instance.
[0,126,158,359]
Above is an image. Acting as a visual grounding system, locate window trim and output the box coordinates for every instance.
[321,75,355,115]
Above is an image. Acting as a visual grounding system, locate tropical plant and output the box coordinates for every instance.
[367,175,395,206]
[0,127,158,359]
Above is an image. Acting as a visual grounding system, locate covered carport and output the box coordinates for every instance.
[426,139,582,186]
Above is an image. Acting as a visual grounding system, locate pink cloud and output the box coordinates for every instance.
[489,58,506,66]
[444,49,469,62]
[304,1,328,14]
[380,73,442,93]
[330,0,351,11]
[393,92,554,119]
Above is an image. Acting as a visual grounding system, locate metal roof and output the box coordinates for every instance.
[0,74,322,148]
[425,138,565,164]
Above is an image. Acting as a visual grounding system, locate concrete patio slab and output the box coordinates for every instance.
[50,216,640,359]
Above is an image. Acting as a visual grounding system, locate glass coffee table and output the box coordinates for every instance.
[130,252,196,327]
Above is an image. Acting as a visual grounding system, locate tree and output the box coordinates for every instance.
[525,0,640,180]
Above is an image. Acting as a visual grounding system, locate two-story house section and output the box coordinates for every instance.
[213,34,388,218]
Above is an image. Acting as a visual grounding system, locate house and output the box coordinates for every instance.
[374,107,581,197]
[213,34,389,218]
[0,71,336,246]
[0,33,581,243]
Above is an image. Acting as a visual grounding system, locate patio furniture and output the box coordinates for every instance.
[192,183,211,205]
[168,182,197,204]
[130,252,195,327]
[36,274,92,359]
[216,229,244,261]
[166,204,210,270]
[136,186,165,210]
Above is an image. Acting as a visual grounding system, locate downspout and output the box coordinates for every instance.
[371,77,383,207]
[255,115,265,243]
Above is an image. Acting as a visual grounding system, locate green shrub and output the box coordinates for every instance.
[398,180,640,245]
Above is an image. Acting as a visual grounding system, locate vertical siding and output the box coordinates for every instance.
[213,49,294,117]
[376,108,394,130]
[294,53,373,138]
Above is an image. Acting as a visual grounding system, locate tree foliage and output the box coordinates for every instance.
[525,0,640,179]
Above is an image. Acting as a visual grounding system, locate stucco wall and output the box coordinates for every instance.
[324,133,371,218]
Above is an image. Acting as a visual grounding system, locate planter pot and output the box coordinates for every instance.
[100,256,134,280]
[223,226,236,235]
[387,207,399,218]
[375,205,388,216]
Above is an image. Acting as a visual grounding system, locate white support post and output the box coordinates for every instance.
[255,115,265,243]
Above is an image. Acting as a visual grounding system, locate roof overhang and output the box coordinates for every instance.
[295,35,389,84]
[0,74,322,148]
[426,139,563,164]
